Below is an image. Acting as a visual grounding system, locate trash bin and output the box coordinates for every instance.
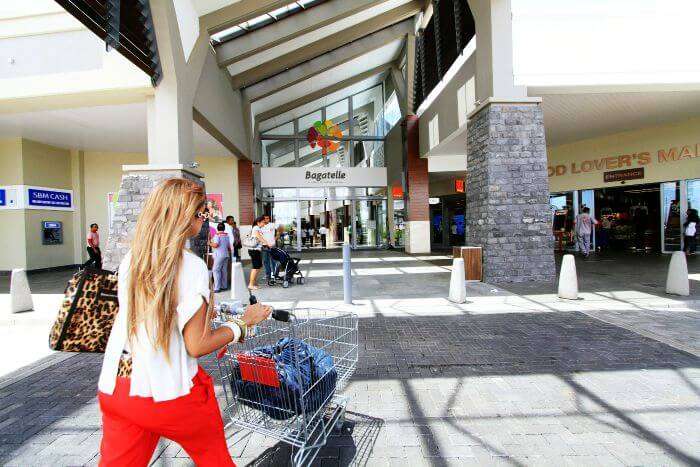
[452,246,482,281]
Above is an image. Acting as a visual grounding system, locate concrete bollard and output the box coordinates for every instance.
[557,254,578,300]
[665,251,689,296]
[10,268,34,313]
[230,261,249,302]
[448,257,467,303]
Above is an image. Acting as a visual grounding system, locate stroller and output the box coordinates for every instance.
[267,247,305,288]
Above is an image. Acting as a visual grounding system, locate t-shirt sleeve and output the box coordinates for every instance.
[176,256,211,332]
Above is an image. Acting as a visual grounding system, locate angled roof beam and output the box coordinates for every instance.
[256,63,392,122]
[230,0,421,89]
[244,19,413,103]
[217,0,393,68]
[200,0,290,35]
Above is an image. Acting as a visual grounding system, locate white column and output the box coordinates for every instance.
[470,0,528,102]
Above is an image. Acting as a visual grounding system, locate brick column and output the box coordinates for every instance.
[465,102,555,283]
[237,159,255,226]
[404,115,430,254]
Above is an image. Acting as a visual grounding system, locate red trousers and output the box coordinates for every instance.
[98,366,235,466]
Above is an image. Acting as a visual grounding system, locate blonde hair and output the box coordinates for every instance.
[127,178,206,355]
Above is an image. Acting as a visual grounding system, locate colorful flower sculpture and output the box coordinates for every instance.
[307,119,342,155]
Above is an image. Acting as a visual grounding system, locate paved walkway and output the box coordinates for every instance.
[0,250,699,466]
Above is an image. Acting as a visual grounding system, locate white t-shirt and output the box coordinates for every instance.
[98,250,210,402]
[686,222,697,237]
[319,227,328,235]
[224,223,233,239]
[261,223,276,246]
[250,225,263,250]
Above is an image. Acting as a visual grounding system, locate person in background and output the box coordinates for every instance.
[97,178,270,466]
[84,223,102,270]
[248,216,266,290]
[684,208,698,256]
[319,225,328,249]
[210,222,232,293]
[574,207,598,258]
[261,215,278,281]
[226,217,242,263]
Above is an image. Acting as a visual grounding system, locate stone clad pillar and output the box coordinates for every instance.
[465,102,555,283]
[103,167,204,271]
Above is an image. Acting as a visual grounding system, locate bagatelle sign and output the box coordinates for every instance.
[261,167,387,188]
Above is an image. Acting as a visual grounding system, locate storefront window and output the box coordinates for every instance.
[662,182,682,252]
[688,179,700,212]
[550,192,575,252]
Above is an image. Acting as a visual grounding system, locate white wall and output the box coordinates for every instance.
[512,0,700,86]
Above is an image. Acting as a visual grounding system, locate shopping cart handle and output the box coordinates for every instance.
[272,309,292,322]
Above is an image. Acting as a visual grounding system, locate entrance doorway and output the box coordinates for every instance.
[266,190,388,251]
[430,194,466,249]
[593,184,661,252]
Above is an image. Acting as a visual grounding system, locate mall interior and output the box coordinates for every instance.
[1,0,699,283]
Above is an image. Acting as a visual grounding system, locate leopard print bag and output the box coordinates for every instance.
[49,268,119,352]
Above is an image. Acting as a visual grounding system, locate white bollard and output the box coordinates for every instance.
[558,254,579,300]
[10,268,33,313]
[448,257,467,303]
[666,251,689,296]
[230,261,249,302]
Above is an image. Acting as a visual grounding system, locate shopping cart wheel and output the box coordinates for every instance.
[297,277,305,285]
[283,280,290,288]
[333,419,353,435]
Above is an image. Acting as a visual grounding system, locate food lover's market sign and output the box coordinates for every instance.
[548,143,700,182]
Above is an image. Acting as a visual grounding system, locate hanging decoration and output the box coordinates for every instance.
[307,119,342,155]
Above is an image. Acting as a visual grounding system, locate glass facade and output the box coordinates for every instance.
[549,179,700,254]
[259,83,402,250]
[260,84,386,169]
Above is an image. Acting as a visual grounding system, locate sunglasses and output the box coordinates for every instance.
[195,209,210,220]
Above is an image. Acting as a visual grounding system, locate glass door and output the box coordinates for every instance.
[272,201,300,252]
[684,179,700,253]
[661,182,682,252]
[580,189,596,251]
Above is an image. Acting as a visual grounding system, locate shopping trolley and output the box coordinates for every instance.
[214,308,359,466]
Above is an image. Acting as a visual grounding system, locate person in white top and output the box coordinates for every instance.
[97,178,270,466]
[260,215,278,280]
[318,225,328,248]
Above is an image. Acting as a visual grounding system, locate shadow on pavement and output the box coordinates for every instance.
[244,411,384,466]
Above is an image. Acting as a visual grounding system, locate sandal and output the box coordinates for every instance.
[248,285,259,291]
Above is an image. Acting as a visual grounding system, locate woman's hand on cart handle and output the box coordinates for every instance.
[241,303,272,326]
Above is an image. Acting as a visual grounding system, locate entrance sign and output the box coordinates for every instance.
[261,167,387,188]
[604,168,644,183]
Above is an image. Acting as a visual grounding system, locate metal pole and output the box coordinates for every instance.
[343,243,352,304]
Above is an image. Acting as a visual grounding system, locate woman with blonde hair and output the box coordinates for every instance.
[97,178,270,466]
